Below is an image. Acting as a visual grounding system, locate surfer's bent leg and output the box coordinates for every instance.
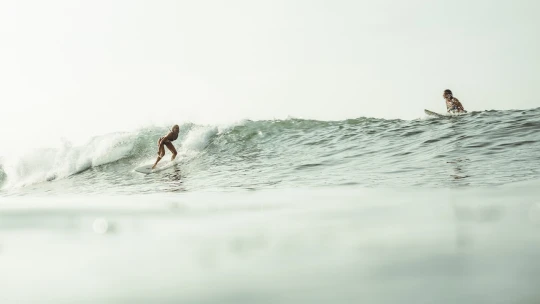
[165,142,177,161]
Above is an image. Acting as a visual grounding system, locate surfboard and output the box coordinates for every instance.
[135,160,178,174]
[424,109,446,118]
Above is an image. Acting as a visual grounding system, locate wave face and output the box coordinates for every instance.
[1,108,540,195]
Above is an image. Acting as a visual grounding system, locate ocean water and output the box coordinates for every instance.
[1,108,540,303]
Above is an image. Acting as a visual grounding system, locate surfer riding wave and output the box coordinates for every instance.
[152,125,180,169]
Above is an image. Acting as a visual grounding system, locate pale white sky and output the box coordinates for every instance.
[1,0,539,148]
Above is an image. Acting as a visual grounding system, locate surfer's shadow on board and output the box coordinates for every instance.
[134,158,181,174]
[133,162,186,192]
[147,162,184,180]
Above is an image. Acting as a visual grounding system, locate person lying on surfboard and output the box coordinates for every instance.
[443,89,466,113]
[152,125,180,169]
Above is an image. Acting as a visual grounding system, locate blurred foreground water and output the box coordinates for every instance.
[1,182,540,304]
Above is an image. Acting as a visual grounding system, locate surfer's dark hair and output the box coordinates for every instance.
[444,89,453,95]
[172,124,180,131]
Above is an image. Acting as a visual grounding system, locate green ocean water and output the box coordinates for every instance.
[1,108,539,194]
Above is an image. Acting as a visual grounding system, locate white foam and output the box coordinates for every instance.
[181,126,218,152]
[1,132,135,189]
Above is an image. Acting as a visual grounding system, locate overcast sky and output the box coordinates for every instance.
[1,0,539,148]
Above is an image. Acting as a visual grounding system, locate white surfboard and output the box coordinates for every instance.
[424,109,446,118]
[425,109,468,118]
[135,160,178,174]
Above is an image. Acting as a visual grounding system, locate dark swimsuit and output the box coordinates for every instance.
[158,132,178,145]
